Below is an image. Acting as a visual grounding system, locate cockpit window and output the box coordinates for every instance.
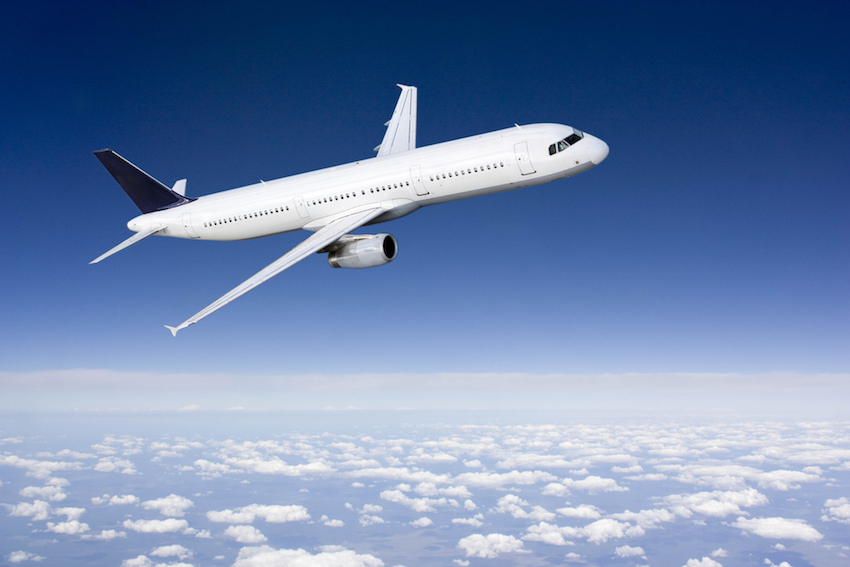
[548,128,584,155]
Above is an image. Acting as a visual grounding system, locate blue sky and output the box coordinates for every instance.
[0,1,847,391]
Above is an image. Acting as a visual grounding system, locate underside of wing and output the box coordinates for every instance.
[165,207,386,336]
[375,84,417,157]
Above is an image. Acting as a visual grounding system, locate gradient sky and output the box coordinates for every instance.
[0,2,847,390]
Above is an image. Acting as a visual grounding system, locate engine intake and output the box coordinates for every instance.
[328,234,398,269]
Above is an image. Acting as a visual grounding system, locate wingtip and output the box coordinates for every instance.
[164,325,180,337]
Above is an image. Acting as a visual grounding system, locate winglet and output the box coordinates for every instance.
[164,324,187,337]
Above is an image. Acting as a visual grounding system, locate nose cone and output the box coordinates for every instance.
[588,136,609,165]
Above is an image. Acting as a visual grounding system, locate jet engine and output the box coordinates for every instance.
[327,234,397,269]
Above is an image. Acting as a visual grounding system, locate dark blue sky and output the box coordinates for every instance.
[1,1,847,377]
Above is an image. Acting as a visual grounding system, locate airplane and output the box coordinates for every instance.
[92,85,609,335]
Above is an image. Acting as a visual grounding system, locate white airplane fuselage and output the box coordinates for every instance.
[128,123,609,241]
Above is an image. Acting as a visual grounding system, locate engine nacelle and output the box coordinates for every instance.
[327,234,398,269]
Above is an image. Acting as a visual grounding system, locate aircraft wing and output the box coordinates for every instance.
[375,84,417,157]
[165,206,385,336]
[90,225,165,264]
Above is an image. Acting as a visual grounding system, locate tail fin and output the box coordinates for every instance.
[94,149,194,214]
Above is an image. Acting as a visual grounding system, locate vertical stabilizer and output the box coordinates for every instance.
[94,150,193,213]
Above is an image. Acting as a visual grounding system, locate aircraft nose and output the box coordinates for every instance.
[588,136,609,165]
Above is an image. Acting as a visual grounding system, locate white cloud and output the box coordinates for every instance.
[608,508,675,529]
[150,544,193,560]
[615,545,646,558]
[19,485,66,502]
[764,559,794,567]
[457,533,527,558]
[663,488,769,518]
[452,514,484,527]
[683,558,723,567]
[110,494,139,505]
[0,454,82,479]
[5,500,52,521]
[821,497,850,524]
[379,489,456,513]
[224,525,267,544]
[454,470,557,489]
[46,520,90,535]
[8,550,45,563]
[542,475,628,496]
[492,494,555,521]
[82,530,126,540]
[556,504,602,519]
[359,515,385,526]
[122,519,189,533]
[54,507,85,521]
[231,545,384,567]
[730,517,823,541]
[612,465,644,473]
[655,463,822,491]
[141,494,194,517]
[93,456,138,475]
[414,482,472,499]
[120,556,152,567]
[324,519,344,527]
[712,548,728,557]
[207,509,256,523]
[524,519,644,546]
[624,473,669,481]
[360,504,383,514]
[583,518,643,544]
[406,450,458,464]
[410,517,433,528]
[206,504,310,524]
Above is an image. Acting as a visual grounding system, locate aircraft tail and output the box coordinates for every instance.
[94,149,194,214]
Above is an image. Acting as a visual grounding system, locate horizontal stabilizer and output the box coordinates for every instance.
[90,225,165,264]
[171,179,187,196]
[94,150,193,213]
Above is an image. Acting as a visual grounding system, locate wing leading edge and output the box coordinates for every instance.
[164,206,386,336]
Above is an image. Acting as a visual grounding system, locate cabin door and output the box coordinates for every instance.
[514,141,536,175]
[410,165,429,196]
[182,213,200,238]
[294,196,310,218]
